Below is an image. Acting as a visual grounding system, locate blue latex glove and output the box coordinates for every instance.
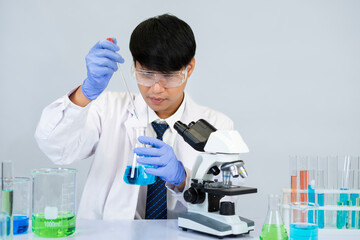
[81,38,124,100]
[134,136,186,186]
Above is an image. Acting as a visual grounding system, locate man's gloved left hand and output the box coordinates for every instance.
[134,136,186,186]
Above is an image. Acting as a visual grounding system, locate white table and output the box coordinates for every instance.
[14,219,360,240]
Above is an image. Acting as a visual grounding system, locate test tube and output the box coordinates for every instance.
[326,156,338,228]
[350,156,359,228]
[289,156,297,203]
[308,156,317,222]
[337,156,351,229]
[317,156,327,229]
[2,160,14,238]
[298,156,308,203]
[356,198,360,229]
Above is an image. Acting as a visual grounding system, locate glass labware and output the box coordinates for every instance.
[31,168,77,238]
[1,177,31,235]
[0,210,8,239]
[123,127,156,185]
[260,194,288,240]
[290,202,318,240]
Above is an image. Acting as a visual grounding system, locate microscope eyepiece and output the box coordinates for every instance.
[174,121,188,137]
[174,119,217,152]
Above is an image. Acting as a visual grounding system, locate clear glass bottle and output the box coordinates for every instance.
[123,127,156,185]
[260,194,288,240]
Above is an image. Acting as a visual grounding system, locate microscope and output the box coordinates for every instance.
[174,119,257,238]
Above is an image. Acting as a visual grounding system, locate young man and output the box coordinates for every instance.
[35,14,236,220]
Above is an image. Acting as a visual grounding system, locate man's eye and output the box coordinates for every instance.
[144,72,155,77]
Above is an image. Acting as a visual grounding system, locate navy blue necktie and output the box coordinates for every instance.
[145,121,169,219]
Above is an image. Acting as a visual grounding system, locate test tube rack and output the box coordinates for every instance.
[282,188,360,230]
[285,155,360,231]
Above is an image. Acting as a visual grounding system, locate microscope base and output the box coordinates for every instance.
[178,212,254,238]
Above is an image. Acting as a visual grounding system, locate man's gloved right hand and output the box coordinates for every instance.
[81,38,124,100]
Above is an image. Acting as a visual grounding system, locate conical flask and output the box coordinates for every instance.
[260,194,288,240]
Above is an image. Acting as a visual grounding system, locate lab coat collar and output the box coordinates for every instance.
[147,93,187,132]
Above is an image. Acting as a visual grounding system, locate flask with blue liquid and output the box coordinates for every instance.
[123,127,156,185]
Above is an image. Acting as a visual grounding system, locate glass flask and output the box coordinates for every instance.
[123,127,156,185]
[1,177,31,235]
[260,194,289,240]
[31,168,77,238]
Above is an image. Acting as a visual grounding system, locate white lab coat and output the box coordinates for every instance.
[35,90,235,220]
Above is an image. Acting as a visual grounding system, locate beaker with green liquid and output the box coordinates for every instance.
[31,168,77,238]
[260,194,289,240]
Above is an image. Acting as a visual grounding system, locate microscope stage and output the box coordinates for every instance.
[205,186,257,196]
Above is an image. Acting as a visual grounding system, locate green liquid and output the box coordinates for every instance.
[32,212,76,238]
[260,224,288,240]
[1,190,13,215]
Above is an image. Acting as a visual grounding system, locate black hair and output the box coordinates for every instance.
[129,14,196,72]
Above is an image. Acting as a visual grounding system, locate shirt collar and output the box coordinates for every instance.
[147,93,186,133]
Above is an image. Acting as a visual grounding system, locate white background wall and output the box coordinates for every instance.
[1,0,359,223]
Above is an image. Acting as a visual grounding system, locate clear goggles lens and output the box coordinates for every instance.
[132,64,188,88]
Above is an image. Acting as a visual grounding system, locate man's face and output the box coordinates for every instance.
[136,58,195,119]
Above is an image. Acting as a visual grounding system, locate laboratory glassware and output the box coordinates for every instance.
[0,211,8,239]
[289,156,297,203]
[123,127,156,185]
[326,156,338,228]
[290,202,318,240]
[317,156,327,229]
[1,177,31,235]
[260,194,288,240]
[308,157,317,224]
[31,168,77,238]
[298,156,308,203]
[106,38,139,119]
[349,156,359,228]
[2,160,13,238]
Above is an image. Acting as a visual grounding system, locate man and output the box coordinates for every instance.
[35,14,237,220]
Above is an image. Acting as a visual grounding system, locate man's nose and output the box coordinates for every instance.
[151,80,165,93]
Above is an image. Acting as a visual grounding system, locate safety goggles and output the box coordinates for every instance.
[132,64,188,88]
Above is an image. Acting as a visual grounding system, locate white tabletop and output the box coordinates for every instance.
[13,219,360,240]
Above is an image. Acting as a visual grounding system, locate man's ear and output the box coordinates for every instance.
[187,58,196,78]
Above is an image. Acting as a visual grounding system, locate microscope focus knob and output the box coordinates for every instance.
[184,187,205,204]
[220,201,235,215]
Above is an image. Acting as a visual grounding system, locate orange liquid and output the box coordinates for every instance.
[300,171,308,222]
[291,176,297,202]
[300,171,308,202]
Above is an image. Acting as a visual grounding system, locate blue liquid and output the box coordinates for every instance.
[318,193,324,229]
[290,224,318,240]
[13,215,29,235]
[350,193,359,228]
[123,166,156,185]
[308,185,315,223]
[337,189,349,229]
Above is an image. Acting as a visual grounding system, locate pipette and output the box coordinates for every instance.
[106,38,139,120]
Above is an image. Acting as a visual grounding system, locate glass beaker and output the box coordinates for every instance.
[123,127,156,185]
[1,177,31,235]
[290,202,318,240]
[31,168,77,238]
[260,194,288,240]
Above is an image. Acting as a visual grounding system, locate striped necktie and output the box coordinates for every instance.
[145,121,169,219]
